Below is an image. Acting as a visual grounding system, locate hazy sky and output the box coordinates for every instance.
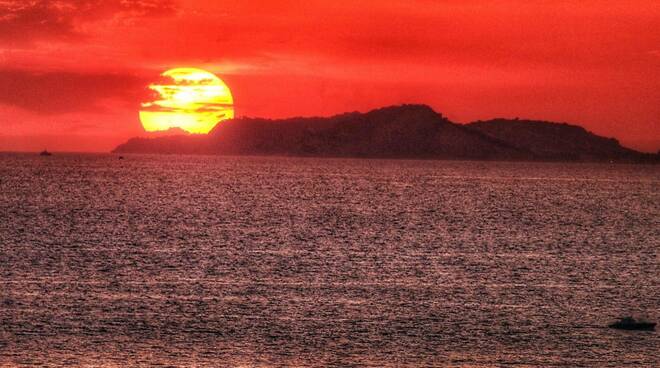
[0,0,658,152]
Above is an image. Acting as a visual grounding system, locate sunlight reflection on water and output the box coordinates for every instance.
[0,154,658,367]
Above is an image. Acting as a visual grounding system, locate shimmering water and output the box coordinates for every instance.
[0,153,658,367]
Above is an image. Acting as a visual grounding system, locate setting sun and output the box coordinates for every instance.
[139,68,234,134]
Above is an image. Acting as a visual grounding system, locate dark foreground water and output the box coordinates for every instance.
[0,153,658,367]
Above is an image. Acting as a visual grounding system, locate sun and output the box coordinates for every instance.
[140,68,234,134]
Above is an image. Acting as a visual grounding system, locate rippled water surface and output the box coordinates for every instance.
[0,153,658,367]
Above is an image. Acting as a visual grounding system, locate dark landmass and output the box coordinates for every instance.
[114,104,658,162]
[468,119,646,162]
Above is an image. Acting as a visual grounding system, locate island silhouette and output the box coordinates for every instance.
[114,104,657,162]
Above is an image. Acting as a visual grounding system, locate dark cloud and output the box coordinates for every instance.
[0,69,149,114]
[0,0,176,44]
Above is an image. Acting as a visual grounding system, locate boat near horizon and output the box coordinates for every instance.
[608,317,656,331]
[39,150,52,156]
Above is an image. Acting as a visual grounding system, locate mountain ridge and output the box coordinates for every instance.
[114,105,657,163]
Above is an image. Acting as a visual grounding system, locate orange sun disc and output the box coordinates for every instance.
[139,68,234,134]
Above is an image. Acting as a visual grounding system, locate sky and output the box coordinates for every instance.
[0,0,658,152]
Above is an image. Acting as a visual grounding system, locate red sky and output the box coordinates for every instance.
[0,0,658,152]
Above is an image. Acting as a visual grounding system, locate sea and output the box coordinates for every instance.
[0,153,658,367]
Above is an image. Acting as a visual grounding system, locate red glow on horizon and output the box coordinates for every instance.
[0,1,658,152]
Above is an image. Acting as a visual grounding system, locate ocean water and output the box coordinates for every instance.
[0,153,658,367]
